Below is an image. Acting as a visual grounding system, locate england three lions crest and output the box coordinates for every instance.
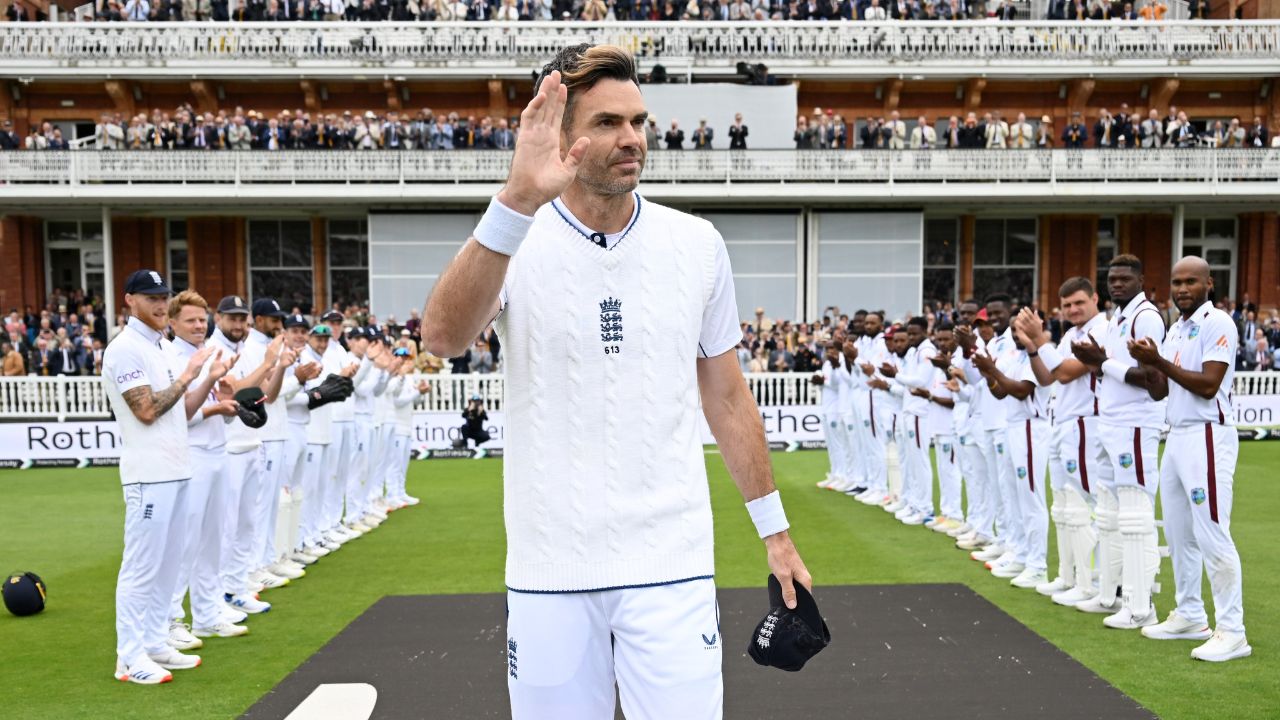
[600,297,623,350]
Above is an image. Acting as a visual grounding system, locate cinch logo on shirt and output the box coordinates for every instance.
[116,369,144,384]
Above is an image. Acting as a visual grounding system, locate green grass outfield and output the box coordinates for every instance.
[1,444,1277,719]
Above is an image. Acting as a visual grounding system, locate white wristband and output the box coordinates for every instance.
[1037,342,1064,373]
[746,490,789,539]
[1102,359,1129,381]
[473,196,535,257]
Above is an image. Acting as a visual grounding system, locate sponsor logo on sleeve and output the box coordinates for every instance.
[116,369,144,385]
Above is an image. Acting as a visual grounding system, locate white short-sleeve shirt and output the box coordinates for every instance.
[1161,301,1237,427]
[101,317,193,485]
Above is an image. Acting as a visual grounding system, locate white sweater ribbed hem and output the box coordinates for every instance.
[506,550,715,594]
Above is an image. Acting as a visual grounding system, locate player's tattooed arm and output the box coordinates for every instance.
[121,381,190,426]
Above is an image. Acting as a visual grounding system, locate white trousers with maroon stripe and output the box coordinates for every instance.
[822,410,851,483]
[1097,422,1161,496]
[900,413,932,515]
[934,433,963,521]
[1161,423,1245,635]
[858,390,892,494]
[1053,416,1110,502]
[1006,418,1050,572]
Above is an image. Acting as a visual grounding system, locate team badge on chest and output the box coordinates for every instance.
[600,297,623,354]
[1188,325,1200,339]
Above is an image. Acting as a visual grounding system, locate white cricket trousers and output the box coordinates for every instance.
[859,390,891,494]
[347,415,375,520]
[170,447,227,629]
[300,442,333,547]
[116,479,189,667]
[327,420,356,529]
[273,421,308,561]
[369,424,397,505]
[965,429,1002,541]
[386,431,411,499]
[900,413,932,515]
[221,446,263,597]
[1162,423,1245,635]
[822,410,850,483]
[1005,418,1050,572]
[252,440,287,571]
[849,389,876,489]
[507,578,722,720]
[934,433,963,521]
[956,431,984,528]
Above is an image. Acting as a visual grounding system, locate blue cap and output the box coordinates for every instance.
[393,347,411,357]
[123,269,171,296]
[283,314,309,329]
[310,325,332,337]
[252,298,287,318]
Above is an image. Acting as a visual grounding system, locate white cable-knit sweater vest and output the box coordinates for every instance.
[496,198,720,592]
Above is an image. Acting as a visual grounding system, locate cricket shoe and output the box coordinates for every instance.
[290,548,321,564]
[114,657,172,685]
[956,534,990,551]
[901,511,927,526]
[248,581,266,594]
[971,544,1005,562]
[193,622,249,639]
[1036,577,1073,597]
[884,498,907,513]
[1141,612,1212,641]
[401,494,421,506]
[946,522,973,538]
[269,562,306,580]
[990,560,1025,579]
[320,531,347,547]
[893,505,914,520]
[816,475,836,489]
[984,551,1017,569]
[225,593,271,614]
[1076,594,1122,615]
[924,515,947,529]
[843,486,869,497]
[361,513,384,528]
[167,621,203,651]
[250,570,289,590]
[222,606,248,624]
[1010,568,1048,589]
[1052,585,1097,607]
[148,648,201,671]
[1104,604,1159,630]
[347,520,373,533]
[1190,631,1252,663]
[329,525,359,541]
[832,478,859,493]
[857,491,886,505]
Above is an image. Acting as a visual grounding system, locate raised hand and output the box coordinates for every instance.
[496,70,591,216]
[971,351,996,374]
[879,362,897,378]
[215,377,236,402]
[930,351,952,370]
[1128,337,1161,365]
[211,398,240,418]
[295,361,322,383]
[841,339,858,361]
[182,345,215,383]
[955,325,977,354]
[209,352,238,382]
[1072,335,1107,370]
[279,346,298,367]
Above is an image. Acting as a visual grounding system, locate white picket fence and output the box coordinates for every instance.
[0,371,1274,422]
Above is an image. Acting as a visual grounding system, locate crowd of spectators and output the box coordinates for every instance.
[793,105,1279,150]
[3,290,109,377]
[0,0,1222,23]
[4,102,1278,154]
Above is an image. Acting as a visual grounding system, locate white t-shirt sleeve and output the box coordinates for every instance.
[103,341,151,394]
[1201,314,1237,366]
[697,233,743,359]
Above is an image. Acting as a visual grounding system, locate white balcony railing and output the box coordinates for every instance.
[2,149,1279,189]
[1,21,1278,78]
[1,371,1274,421]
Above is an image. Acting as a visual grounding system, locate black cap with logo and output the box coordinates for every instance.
[283,314,309,329]
[123,269,171,296]
[747,574,831,672]
[251,298,287,318]
[216,295,250,315]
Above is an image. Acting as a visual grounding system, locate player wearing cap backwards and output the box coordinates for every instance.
[1071,255,1166,629]
[852,311,892,506]
[1129,256,1250,662]
[207,296,281,615]
[1012,278,1109,606]
[973,306,1051,588]
[242,299,305,586]
[320,311,365,544]
[279,314,323,567]
[164,290,249,648]
[103,269,214,685]
[421,45,811,719]
[955,298,1018,567]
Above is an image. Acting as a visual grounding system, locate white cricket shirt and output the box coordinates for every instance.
[1161,301,1237,428]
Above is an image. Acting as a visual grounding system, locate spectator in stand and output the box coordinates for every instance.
[748,347,768,373]
[1140,109,1164,148]
[984,111,1009,149]
[728,113,748,150]
[1094,107,1117,148]
[995,0,1016,19]
[471,339,495,374]
[664,120,685,150]
[864,0,886,19]
[1062,112,1088,148]
[910,116,936,149]
[1248,117,1269,148]
[692,118,713,149]
[0,120,20,150]
[51,338,79,376]
[2,342,24,376]
[29,337,52,376]
[1170,111,1198,147]
[859,116,880,149]
[1138,0,1166,20]
[942,115,961,149]
[1009,112,1034,149]
[958,113,984,149]
[886,110,906,150]
[449,346,472,374]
